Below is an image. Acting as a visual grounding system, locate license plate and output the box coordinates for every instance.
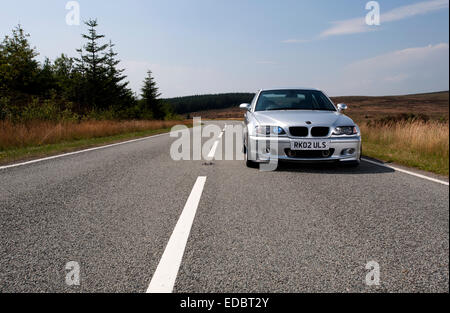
[290,140,329,150]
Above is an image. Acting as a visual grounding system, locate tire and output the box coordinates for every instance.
[246,158,258,168]
[244,139,258,168]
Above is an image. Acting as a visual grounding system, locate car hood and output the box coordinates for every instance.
[252,110,355,127]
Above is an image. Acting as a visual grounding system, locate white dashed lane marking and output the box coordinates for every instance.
[146,176,207,293]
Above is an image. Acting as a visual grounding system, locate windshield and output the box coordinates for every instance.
[255,90,336,112]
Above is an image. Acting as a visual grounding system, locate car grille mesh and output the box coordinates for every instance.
[311,127,330,137]
[289,127,308,137]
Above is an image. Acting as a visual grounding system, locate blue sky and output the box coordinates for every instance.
[1,0,448,97]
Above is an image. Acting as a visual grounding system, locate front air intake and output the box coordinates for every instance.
[289,127,308,137]
[311,127,330,137]
[285,148,335,159]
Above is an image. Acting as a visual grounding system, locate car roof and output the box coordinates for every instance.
[259,87,322,92]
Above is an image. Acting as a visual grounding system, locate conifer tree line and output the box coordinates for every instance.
[163,93,255,114]
[0,19,173,122]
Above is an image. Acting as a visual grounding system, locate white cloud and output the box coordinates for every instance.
[320,0,449,37]
[383,0,449,22]
[320,17,369,37]
[323,43,449,95]
[345,42,449,71]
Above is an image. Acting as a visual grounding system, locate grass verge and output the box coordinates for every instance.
[360,121,449,176]
[0,120,191,166]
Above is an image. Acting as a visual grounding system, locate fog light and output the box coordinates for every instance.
[341,148,356,155]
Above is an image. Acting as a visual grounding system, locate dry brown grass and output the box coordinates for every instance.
[360,120,449,175]
[0,120,189,150]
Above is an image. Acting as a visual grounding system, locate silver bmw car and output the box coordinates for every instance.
[241,88,362,168]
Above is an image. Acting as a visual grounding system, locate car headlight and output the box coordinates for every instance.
[255,126,286,136]
[333,126,357,135]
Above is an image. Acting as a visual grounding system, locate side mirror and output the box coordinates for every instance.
[337,103,348,112]
[239,103,251,111]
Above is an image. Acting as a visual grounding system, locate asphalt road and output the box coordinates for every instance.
[0,120,448,293]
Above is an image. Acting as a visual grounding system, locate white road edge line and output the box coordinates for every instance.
[362,158,449,186]
[146,176,207,293]
[0,132,170,171]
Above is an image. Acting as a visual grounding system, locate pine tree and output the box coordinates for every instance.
[141,70,163,119]
[75,19,108,111]
[53,54,74,97]
[37,57,56,97]
[0,24,39,95]
[104,41,126,87]
[104,41,131,108]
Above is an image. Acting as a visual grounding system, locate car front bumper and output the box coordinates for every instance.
[247,135,362,163]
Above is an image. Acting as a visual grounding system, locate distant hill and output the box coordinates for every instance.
[331,91,449,122]
[163,93,254,114]
[174,91,449,122]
